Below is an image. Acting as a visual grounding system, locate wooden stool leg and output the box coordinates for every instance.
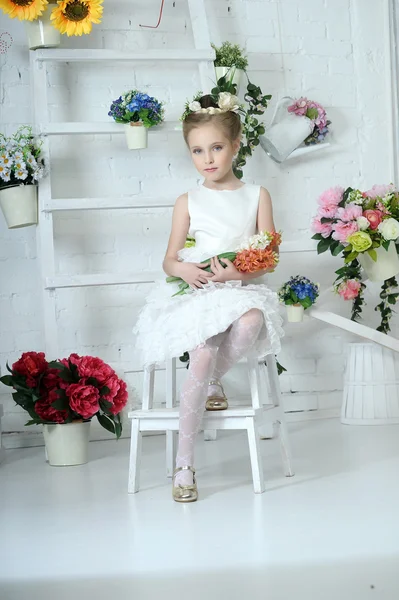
[128,419,142,493]
[166,430,177,477]
[276,420,295,477]
[246,417,265,493]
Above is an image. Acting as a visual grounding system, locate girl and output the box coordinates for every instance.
[133,93,283,502]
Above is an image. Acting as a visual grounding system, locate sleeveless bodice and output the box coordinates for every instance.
[178,184,261,262]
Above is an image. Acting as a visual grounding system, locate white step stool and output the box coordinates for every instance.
[128,355,294,494]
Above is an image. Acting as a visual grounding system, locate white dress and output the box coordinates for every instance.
[133,184,284,366]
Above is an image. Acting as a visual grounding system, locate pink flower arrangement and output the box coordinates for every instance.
[335,279,362,301]
[0,352,128,438]
[287,97,331,145]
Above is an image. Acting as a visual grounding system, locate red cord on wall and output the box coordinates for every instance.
[139,0,166,29]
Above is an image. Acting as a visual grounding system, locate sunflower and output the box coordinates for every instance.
[50,0,103,36]
[0,0,48,21]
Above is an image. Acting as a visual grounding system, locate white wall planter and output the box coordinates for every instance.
[0,184,38,229]
[358,243,399,282]
[43,421,91,466]
[286,304,304,322]
[215,66,243,92]
[124,122,148,150]
[25,4,60,50]
[342,342,399,425]
[260,97,314,163]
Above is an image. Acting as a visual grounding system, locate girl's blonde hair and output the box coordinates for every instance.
[182,94,242,145]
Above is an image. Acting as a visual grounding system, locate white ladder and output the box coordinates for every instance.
[30,0,215,361]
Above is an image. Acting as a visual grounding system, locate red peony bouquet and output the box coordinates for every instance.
[0,351,128,438]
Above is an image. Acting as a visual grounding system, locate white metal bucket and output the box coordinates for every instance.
[358,243,399,282]
[259,97,314,163]
[0,184,38,229]
[43,421,91,466]
[342,342,399,425]
[286,304,304,322]
[25,4,60,50]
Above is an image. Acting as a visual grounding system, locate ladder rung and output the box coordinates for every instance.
[45,272,162,289]
[33,49,215,63]
[43,197,174,212]
[40,121,181,136]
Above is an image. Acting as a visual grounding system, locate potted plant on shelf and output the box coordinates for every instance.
[212,41,248,91]
[108,90,165,150]
[0,352,128,466]
[278,275,319,322]
[0,126,45,229]
[312,184,399,334]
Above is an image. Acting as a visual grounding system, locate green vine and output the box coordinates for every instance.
[375,276,399,334]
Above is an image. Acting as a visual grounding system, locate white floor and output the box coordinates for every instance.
[0,419,398,600]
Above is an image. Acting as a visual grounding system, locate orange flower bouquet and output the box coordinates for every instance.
[167,230,281,296]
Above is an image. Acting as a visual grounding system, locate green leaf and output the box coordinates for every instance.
[97,412,116,436]
[0,375,13,386]
[345,251,358,263]
[25,419,43,426]
[51,394,69,411]
[317,237,331,254]
[382,240,391,251]
[114,414,123,439]
[332,243,345,257]
[100,398,113,415]
[312,233,323,241]
[367,248,378,262]
[301,297,313,309]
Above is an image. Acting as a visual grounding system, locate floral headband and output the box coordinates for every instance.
[181,91,241,121]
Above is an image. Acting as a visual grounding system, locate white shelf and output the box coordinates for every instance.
[40,121,181,136]
[45,271,162,289]
[280,239,317,253]
[33,48,215,63]
[43,197,174,212]
[287,142,331,161]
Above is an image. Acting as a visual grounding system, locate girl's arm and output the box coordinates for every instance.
[241,186,277,281]
[163,194,190,277]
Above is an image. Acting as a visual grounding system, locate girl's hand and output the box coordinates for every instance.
[210,256,240,283]
[177,262,213,289]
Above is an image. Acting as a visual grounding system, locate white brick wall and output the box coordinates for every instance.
[0,0,396,444]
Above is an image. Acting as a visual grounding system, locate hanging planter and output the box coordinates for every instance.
[0,184,38,229]
[43,421,91,466]
[212,41,248,94]
[109,90,165,151]
[25,2,60,50]
[358,242,399,282]
[278,275,320,323]
[124,122,148,150]
[0,126,45,229]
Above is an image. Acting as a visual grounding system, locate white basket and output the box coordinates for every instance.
[341,343,399,425]
[124,123,148,150]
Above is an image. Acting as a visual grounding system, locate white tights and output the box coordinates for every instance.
[174,308,264,486]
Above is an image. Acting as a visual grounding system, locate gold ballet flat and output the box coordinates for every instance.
[206,379,228,411]
[172,466,198,503]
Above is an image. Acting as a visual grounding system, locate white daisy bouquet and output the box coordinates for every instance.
[0,126,45,190]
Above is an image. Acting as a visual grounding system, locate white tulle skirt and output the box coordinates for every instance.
[133,277,284,367]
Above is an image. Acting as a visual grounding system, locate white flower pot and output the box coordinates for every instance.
[286,304,304,322]
[124,123,148,150]
[342,342,399,425]
[358,243,399,282]
[0,184,38,229]
[261,113,314,163]
[43,421,91,466]
[215,66,244,92]
[25,4,60,50]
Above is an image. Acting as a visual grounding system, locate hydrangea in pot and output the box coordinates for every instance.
[0,126,45,229]
[278,275,319,322]
[0,352,128,466]
[108,90,165,150]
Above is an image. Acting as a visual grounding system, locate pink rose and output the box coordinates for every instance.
[316,186,344,218]
[77,356,115,386]
[337,279,362,301]
[35,389,68,424]
[363,210,382,230]
[336,204,363,222]
[365,184,395,199]
[66,383,100,419]
[103,374,121,402]
[109,379,128,415]
[332,221,359,243]
[311,216,333,238]
[12,351,47,380]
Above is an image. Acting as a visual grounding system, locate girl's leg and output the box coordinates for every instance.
[175,334,223,486]
[208,308,264,397]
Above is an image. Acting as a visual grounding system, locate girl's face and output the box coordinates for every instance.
[187,123,240,182]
